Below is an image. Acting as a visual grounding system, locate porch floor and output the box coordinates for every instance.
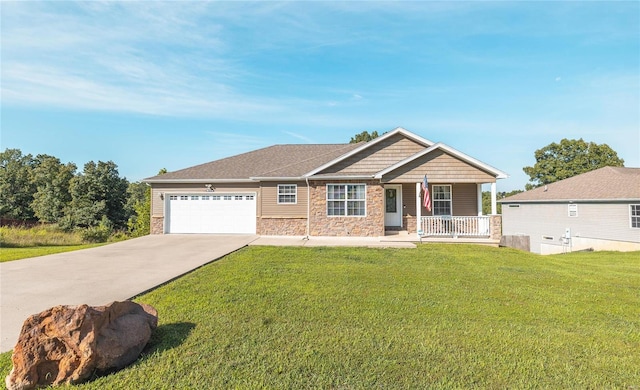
[383,230,500,246]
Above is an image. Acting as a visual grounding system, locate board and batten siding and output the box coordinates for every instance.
[319,133,425,175]
[151,183,260,217]
[382,150,495,183]
[502,201,640,254]
[260,181,308,218]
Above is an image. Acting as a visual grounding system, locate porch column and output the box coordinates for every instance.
[491,182,497,215]
[416,182,422,238]
[477,184,483,216]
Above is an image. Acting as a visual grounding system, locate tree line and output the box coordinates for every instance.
[0,149,156,239]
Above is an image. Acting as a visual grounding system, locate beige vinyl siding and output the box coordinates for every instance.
[382,149,495,183]
[416,183,478,216]
[151,183,260,217]
[260,181,308,218]
[402,183,417,217]
[452,183,478,216]
[319,133,425,175]
[502,202,640,254]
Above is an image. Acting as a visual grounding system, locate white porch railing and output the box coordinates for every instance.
[420,216,491,237]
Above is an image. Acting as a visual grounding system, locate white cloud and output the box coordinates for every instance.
[282,131,315,143]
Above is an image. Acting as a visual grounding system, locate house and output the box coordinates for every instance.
[143,128,508,240]
[500,166,640,254]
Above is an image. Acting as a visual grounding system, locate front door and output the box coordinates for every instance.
[384,185,402,227]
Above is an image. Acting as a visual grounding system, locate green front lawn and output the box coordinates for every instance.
[1,245,638,388]
[0,244,105,262]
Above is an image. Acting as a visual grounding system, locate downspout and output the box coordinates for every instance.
[305,177,310,240]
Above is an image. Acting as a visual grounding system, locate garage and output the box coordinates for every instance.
[165,193,257,234]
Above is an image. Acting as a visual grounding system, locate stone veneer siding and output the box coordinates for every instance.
[258,217,307,236]
[490,215,502,241]
[151,216,164,235]
[309,180,385,237]
[403,215,417,233]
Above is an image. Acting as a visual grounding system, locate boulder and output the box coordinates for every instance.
[5,301,158,390]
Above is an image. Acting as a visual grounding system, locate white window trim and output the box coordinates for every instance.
[277,184,298,205]
[432,185,452,216]
[326,183,367,217]
[630,204,640,229]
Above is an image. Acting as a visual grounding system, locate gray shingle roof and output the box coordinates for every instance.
[501,166,640,202]
[144,143,363,181]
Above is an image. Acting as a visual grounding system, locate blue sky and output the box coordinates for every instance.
[2,1,638,191]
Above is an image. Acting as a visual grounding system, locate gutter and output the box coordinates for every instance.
[500,198,640,204]
[142,178,256,184]
[304,175,375,181]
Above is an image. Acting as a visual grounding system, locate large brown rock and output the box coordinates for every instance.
[5,301,158,390]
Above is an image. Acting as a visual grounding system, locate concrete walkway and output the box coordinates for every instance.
[250,236,417,248]
[0,234,257,353]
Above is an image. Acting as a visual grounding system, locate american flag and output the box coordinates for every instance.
[422,174,431,212]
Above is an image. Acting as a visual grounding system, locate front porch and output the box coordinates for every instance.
[383,222,501,246]
[419,215,501,238]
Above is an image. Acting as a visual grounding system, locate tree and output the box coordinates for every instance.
[349,131,380,143]
[482,190,523,215]
[30,154,76,223]
[0,149,36,220]
[67,161,129,229]
[126,181,151,237]
[523,138,624,190]
[126,168,165,236]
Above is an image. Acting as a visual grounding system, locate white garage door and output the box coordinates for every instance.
[166,193,256,234]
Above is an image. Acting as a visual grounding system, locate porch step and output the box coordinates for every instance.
[420,237,500,246]
[384,230,410,236]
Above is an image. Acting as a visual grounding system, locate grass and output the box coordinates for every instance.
[0,226,119,262]
[0,225,86,247]
[0,244,106,262]
[1,244,638,388]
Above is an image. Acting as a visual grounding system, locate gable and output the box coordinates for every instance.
[381,149,496,183]
[315,133,425,176]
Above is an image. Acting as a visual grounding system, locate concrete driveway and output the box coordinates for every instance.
[0,234,257,353]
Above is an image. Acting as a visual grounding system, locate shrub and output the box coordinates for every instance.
[80,217,113,243]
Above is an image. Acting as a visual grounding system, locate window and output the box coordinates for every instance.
[327,184,366,216]
[235,195,243,200]
[278,184,297,204]
[631,205,640,228]
[180,195,188,200]
[568,204,578,217]
[212,195,221,200]
[169,195,178,200]
[223,195,232,201]
[191,196,199,200]
[432,185,452,216]
[246,195,255,201]
[202,195,210,200]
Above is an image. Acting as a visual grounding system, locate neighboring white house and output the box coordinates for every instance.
[500,166,640,255]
